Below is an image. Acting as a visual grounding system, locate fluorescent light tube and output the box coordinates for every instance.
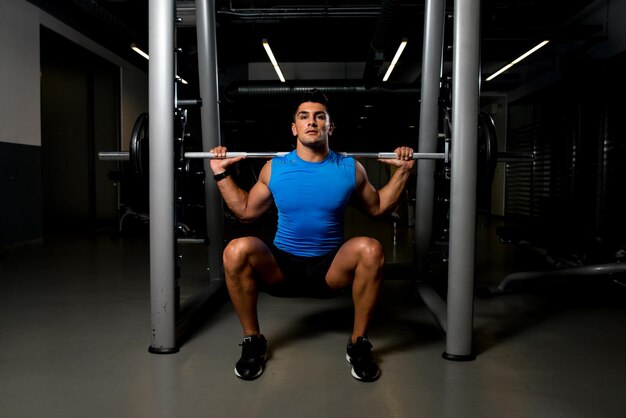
[262,39,286,83]
[383,39,408,82]
[131,43,150,60]
[485,40,550,81]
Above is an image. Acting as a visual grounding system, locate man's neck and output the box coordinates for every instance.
[295,143,330,162]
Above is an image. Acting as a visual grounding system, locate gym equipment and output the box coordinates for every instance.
[411,0,481,361]
[477,220,626,298]
[99,0,484,358]
[103,107,205,236]
[186,151,445,160]
[98,152,129,161]
[129,112,149,178]
[117,113,150,232]
[147,0,226,354]
[478,262,626,297]
[99,150,448,161]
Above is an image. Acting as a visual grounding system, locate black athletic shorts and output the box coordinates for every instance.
[262,243,344,299]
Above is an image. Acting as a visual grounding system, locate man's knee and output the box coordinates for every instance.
[356,237,385,267]
[223,237,257,271]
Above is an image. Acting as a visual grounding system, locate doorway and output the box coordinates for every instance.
[40,26,120,238]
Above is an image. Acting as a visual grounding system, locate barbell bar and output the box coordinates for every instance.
[98,151,130,161]
[98,150,447,161]
[185,151,446,160]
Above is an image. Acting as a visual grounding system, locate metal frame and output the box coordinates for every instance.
[414,0,450,347]
[444,0,480,360]
[414,0,479,361]
[143,0,481,358]
[195,0,224,299]
[147,0,226,354]
[148,0,177,354]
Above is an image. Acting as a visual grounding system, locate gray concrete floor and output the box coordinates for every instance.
[1,215,625,418]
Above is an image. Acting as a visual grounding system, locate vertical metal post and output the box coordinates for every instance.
[148,0,178,354]
[196,0,225,283]
[444,0,480,360]
[415,0,446,309]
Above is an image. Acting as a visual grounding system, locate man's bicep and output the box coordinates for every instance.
[246,161,275,214]
[247,180,274,212]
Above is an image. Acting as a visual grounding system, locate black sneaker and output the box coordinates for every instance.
[346,336,380,382]
[234,335,267,380]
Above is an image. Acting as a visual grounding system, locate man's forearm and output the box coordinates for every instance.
[215,176,251,220]
[377,166,412,214]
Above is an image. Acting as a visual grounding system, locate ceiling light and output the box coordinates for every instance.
[262,39,286,83]
[485,40,550,81]
[131,43,188,85]
[131,43,150,60]
[382,38,408,82]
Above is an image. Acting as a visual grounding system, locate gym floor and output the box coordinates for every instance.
[1,212,625,418]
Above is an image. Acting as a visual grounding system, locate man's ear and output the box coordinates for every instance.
[329,122,335,135]
[291,123,297,136]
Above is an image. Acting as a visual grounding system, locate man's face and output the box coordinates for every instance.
[291,101,333,148]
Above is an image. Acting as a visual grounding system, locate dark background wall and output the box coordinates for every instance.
[504,51,626,261]
[39,27,119,239]
[0,143,42,244]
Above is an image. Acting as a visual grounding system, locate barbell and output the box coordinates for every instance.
[98,150,447,161]
[185,151,446,160]
[99,112,451,164]
[98,111,534,183]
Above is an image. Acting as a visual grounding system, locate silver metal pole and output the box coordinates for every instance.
[445,0,480,361]
[415,0,446,315]
[196,0,225,284]
[148,0,178,354]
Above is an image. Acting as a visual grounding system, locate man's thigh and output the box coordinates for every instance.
[325,237,380,290]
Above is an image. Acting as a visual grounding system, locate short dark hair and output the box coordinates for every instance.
[293,88,331,118]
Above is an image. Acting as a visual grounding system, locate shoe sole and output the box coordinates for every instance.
[346,353,380,382]
[234,354,267,381]
[234,365,263,380]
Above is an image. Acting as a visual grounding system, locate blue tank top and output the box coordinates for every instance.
[269,150,356,257]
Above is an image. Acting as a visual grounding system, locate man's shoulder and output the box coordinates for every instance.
[272,150,296,164]
[330,150,356,167]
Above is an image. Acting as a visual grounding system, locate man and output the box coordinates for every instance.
[209,90,415,382]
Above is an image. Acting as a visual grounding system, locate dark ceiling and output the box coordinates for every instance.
[28,0,605,148]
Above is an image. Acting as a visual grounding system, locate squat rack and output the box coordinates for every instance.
[147,0,480,360]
